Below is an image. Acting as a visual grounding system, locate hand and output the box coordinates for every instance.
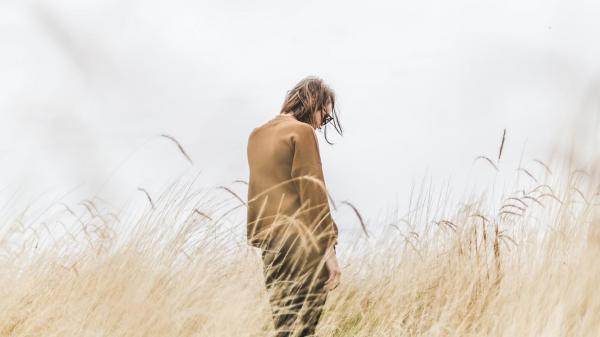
[323,247,341,291]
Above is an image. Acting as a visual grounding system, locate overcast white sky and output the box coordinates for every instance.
[1,0,599,242]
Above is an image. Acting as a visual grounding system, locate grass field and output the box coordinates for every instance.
[0,148,599,337]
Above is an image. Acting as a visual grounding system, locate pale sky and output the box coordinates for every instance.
[1,0,599,245]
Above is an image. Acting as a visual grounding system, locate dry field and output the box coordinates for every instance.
[0,148,599,337]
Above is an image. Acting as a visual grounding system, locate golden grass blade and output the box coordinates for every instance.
[516,167,539,183]
[160,134,193,164]
[137,187,155,209]
[474,155,499,172]
[216,186,247,205]
[339,200,369,238]
[498,128,506,162]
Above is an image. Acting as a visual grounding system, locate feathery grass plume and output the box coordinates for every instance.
[521,195,544,208]
[571,168,590,178]
[79,200,98,217]
[504,197,528,208]
[339,200,369,238]
[516,167,539,183]
[470,213,489,224]
[216,186,246,205]
[533,158,553,175]
[397,231,424,260]
[571,186,590,205]
[500,204,527,213]
[192,209,213,221]
[137,187,155,209]
[435,219,457,232]
[497,230,517,250]
[492,223,502,284]
[538,193,563,204]
[389,223,401,232]
[527,184,555,195]
[499,210,524,217]
[498,128,506,162]
[474,155,499,172]
[160,134,193,164]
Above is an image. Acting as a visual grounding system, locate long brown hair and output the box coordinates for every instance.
[279,76,343,145]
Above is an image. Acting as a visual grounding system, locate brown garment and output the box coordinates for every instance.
[246,114,339,255]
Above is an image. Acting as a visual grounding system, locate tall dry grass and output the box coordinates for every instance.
[0,148,599,337]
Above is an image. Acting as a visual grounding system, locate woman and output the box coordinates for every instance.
[246,76,343,337]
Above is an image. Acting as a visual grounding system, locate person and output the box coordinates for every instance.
[246,76,343,337]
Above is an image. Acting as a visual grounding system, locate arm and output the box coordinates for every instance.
[290,124,339,254]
